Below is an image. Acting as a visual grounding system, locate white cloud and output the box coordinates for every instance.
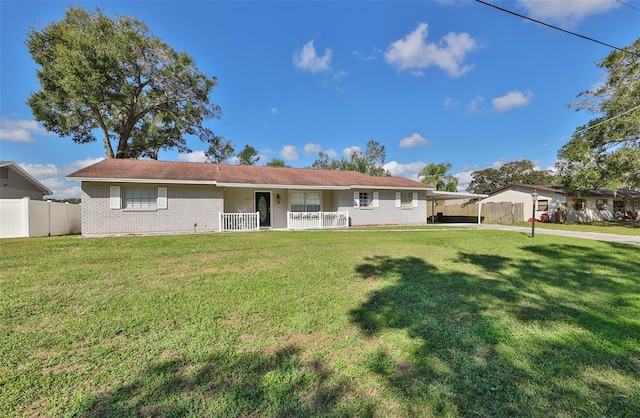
[399,133,429,148]
[352,47,383,61]
[343,146,361,158]
[280,145,298,161]
[384,23,479,78]
[18,163,60,178]
[384,161,427,180]
[453,169,474,192]
[293,40,332,74]
[518,0,619,27]
[304,142,322,156]
[0,118,50,142]
[492,90,533,112]
[63,157,105,173]
[16,157,104,199]
[271,107,279,115]
[325,149,337,158]
[444,97,459,107]
[466,95,484,113]
[178,151,208,163]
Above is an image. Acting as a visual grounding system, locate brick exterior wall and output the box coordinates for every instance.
[81,182,223,236]
[336,190,427,226]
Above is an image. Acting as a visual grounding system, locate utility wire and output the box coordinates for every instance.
[452,104,640,177]
[616,0,640,12]
[474,0,640,58]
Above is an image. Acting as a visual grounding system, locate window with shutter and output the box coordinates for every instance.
[109,186,121,210]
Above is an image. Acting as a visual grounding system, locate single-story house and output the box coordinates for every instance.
[0,161,52,200]
[67,159,434,236]
[480,183,640,223]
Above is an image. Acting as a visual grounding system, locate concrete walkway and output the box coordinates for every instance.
[467,224,640,247]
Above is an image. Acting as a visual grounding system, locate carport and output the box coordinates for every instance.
[426,190,489,224]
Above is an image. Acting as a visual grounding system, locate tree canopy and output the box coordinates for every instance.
[556,38,640,192]
[418,163,458,191]
[265,158,289,167]
[26,6,221,159]
[311,140,389,176]
[204,135,235,164]
[466,160,556,194]
[237,145,260,165]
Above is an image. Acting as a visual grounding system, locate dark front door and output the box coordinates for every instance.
[255,191,271,227]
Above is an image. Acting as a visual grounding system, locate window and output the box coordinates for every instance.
[359,192,371,208]
[354,191,379,208]
[124,187,157,210]
[613,200,624,212]
[538,200,549,212]
[0,167,8,180]
[290,191,321,212]
[401,192,412,208]
[596,199,608,210]
[396,192,418,209]
[573,199,586,211]
[110,186,167,210]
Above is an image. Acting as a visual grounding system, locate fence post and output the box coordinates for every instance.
[218,212,222,232]
[22,196,31,237]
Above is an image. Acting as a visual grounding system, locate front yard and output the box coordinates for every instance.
[1,229,638,416]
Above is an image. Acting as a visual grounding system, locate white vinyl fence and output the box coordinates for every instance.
[0,197,81,238]
[219,212,260,232]
[287,211,349,230]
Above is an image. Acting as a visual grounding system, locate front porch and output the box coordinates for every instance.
[218,211,349,232]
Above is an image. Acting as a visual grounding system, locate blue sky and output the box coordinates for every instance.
[1,0,638,198]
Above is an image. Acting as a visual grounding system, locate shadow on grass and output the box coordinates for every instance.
[350,243,640,416]
[80,346,371,417]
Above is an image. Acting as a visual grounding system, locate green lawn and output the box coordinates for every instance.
[1,230,638,417]
[516,220,640,236]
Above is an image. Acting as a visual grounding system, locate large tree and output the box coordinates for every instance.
[204,134,235,163]
[418,162,458,191]
[26,6,221,159]
[557,38,640,192]
[311,140,389,176]
[237,145,260,165]
[466,160,556,194]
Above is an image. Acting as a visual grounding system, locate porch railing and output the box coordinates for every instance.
[287,211,349,230]
[219,212,260,232]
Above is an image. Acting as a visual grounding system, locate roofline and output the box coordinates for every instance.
[66,177,219,185]
[2,161,53,195]
[66,177,432,191]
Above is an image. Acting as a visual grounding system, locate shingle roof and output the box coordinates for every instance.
[67,159,432,190]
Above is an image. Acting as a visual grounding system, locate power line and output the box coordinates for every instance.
[452,104,640,177]
[474,0,640,58]
[616,0,640,12]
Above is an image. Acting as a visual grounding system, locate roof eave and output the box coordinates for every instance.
[66,177,219,185]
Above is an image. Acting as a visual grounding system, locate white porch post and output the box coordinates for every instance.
[477,201,482,224]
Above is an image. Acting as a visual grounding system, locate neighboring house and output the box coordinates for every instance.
[67,159,434,236]
[481,183,640,223]
[0,161,81,238]
[0,161,52,199]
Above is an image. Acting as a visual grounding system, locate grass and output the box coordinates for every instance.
[514,220,640,236]
[1,229,638,417]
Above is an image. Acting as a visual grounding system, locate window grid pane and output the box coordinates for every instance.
[538,200,549,211]
[401,192,412,208]
[124,187,157,209]
[359,192,370,207]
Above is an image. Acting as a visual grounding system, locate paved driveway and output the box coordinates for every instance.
[470,224,640,247]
